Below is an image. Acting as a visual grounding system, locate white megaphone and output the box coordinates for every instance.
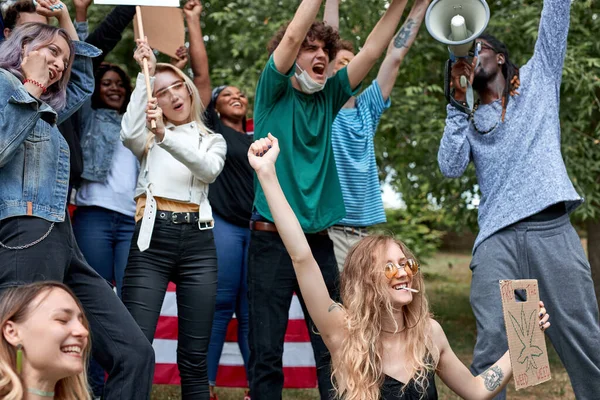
[425,0,490,111]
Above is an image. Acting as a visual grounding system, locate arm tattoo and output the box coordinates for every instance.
[482,365,504,391]
[393,18,416,49]
[328,303,342,312]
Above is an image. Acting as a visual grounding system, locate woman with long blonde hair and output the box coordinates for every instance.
[120,38,226,399]
[0,282,90,400]
[247,134,551,400]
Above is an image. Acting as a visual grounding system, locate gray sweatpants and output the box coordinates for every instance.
[469,214,600,400]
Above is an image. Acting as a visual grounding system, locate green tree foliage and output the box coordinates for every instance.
[74,1,598,263]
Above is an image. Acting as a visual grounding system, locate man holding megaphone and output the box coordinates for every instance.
[435,0,600,399]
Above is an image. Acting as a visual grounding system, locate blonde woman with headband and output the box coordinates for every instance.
[120,38,226,399]
[0,282,90,400]
[248,134,551,400]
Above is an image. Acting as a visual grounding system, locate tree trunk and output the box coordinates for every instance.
[588,218,600,313]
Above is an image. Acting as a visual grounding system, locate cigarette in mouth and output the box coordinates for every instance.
[401,287,419,293]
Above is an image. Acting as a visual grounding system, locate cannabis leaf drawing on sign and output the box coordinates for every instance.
[509,304,543,373]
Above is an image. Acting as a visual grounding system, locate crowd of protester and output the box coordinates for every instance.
[0,0,598,399]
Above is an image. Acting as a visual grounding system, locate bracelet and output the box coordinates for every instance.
[23,79,47,94]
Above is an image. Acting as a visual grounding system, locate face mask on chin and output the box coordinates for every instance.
[294,64,327,94]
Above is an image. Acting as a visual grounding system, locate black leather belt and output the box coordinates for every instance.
[249,220,328,235]
[157,211,213,229]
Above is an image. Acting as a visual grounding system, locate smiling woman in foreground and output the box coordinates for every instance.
[248,134,551,400]
[0,282,90,400]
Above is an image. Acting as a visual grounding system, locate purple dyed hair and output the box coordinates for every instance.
[0,23,74,111]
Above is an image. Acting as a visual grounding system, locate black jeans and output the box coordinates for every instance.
[248,230,339,400]
[122,218,218,400]
[0,215,154,400]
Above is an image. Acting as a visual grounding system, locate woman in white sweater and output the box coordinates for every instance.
[120,39,226,399]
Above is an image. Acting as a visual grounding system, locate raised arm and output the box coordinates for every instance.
[249,134,346,347]
[121,41,156,159]
[346,0,408,90]
[34,1,78,40]
[531,0,572,77]
[184,0,212,108]
[435,302,550,400]
[0,69,55,167]
[273,0,324,74]
[323,0,339,31]
[83,4,137,70]
[376,0,429,100]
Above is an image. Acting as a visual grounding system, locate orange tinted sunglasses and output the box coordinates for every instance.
[384,259,420,280]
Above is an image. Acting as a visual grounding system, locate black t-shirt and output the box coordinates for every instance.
[58,117,83,189]
[205,102,254,227]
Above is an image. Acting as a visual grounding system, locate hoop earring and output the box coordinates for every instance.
[16,344,23,374]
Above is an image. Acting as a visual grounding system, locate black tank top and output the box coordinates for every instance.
[380,370,438,400]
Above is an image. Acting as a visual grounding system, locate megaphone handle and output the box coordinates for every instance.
[460,75,468,88]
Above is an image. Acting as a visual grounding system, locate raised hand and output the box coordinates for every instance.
[21,50,50,88]
[73,0,92,21]
[134,38,156,76]
[248,133,280,173]
[146,98,165,140]
[170,46,189,70]
[183,0,203,19]
[73,0,93,10]
[34,0,67,18]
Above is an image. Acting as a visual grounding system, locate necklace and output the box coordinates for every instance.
[470,100,501,135]
[27,387,55,397]
[381,327,405,334]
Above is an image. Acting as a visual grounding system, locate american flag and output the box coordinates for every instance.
[153,284,318,387]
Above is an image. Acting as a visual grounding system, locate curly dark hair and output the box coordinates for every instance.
[3,0,41,31]
[91,63,132,114]
[337,39,355,54]
[267,21,340,61]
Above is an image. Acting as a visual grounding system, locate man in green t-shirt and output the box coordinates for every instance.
[248,0,411,398]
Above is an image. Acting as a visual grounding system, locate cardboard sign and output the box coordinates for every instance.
[95,0,180,6]
[499,279,551,390]
[133,6,185,59]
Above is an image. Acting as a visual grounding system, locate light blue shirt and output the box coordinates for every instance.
[331,80,390,227]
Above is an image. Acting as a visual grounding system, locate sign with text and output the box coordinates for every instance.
[499,279,551,390]
[133,6,185,59]
[94,0,179,7]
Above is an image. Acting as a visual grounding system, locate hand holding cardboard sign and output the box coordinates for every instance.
[134,39,156,76]
[500,279,552,390]
[133,35,156,128]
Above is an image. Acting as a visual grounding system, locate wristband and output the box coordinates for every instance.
[23,79,48,94]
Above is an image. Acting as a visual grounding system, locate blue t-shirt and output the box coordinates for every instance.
[331,80,390,227]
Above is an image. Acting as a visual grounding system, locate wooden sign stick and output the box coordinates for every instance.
[135,5,156,129]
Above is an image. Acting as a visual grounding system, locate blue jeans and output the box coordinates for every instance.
[73,206,135,396]
[73,206,135,297]
[207,213,251,386]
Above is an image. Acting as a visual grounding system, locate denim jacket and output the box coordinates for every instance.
[79,102,125,182]
[0,41,101,222]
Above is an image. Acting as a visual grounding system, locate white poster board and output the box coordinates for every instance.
[94,0,179,7]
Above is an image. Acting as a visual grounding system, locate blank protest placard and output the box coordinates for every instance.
[133,6,185,59]
[499,279,551,390]
[94,0,179,7]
